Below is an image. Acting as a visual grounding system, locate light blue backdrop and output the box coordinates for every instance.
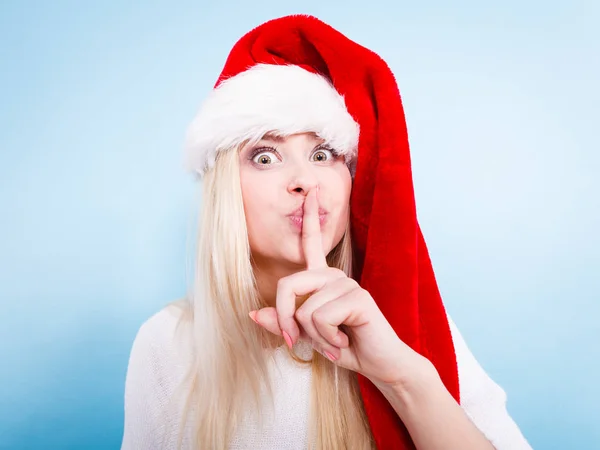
[1,1,598,449]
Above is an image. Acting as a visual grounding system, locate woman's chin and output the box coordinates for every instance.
[273,241,313,268]
[280,241,333,268]
[256,236,336,269]
[281,248,307,268]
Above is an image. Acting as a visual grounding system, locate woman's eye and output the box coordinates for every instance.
[311,148,334,162]
[252,151,277,165]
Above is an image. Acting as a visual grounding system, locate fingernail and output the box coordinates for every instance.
[324,351,337,362]
[248,311,259,324]
[282,331,293,349]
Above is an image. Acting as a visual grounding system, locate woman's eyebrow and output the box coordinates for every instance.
[253,133,326,148]
[260,134,285,143]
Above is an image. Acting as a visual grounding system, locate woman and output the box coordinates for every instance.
[121,15,532,450]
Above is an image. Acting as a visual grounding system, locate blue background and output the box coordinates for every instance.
[1,1,598,449]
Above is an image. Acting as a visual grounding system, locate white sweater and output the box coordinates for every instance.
[121,306,532,449]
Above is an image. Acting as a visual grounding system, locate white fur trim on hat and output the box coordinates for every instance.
[183,64,359,176]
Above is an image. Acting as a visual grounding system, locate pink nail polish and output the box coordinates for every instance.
[282,331,293,349]
[248,311,259,324]
[324,351,337,362]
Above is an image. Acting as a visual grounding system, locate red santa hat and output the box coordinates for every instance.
[184,14,459,450]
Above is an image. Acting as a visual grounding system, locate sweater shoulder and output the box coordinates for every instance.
[136,302,189,343]
[121,303,194,449]
[126,302,195,391]
[136,302,192,350]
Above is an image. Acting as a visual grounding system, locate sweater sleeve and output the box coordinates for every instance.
[448,314,532,449]
[121,319,166,450]
[121,307,190,450]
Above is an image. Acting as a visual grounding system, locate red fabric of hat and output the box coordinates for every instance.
[211,14,460,449]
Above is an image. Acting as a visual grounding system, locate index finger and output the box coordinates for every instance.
[302,187,328,270]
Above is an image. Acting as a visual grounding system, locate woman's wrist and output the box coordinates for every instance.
[370,355,495,450]
[370,354,447,419]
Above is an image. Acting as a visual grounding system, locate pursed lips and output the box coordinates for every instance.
[287,206,328,230]
[288,206,328,217]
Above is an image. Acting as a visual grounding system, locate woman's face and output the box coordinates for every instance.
[239,132,352,268]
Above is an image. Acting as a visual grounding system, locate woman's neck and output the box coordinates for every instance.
[252,257,305,307]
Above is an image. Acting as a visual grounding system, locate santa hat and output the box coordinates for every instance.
[184,14,459,449]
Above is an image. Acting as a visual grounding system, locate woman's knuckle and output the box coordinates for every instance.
[295,307,310,323]
[276,276,290,291]
[329,267,345,277]
[312,308,326,324]
[346,278,359,289]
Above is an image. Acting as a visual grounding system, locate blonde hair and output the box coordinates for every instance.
[167,145,375,449]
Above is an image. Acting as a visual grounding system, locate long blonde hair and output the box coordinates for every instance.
[167,144,374,449]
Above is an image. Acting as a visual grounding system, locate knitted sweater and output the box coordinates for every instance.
[121,306,532,449]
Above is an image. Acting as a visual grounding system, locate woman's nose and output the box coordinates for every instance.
[287,180,318,195]
[286,167,319,195]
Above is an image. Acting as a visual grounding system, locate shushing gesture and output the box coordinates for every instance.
[249,187,431,388]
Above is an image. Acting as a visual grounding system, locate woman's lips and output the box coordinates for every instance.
[289,214,327,231]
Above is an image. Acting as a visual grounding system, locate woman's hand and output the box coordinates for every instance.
[249,187,434,388]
